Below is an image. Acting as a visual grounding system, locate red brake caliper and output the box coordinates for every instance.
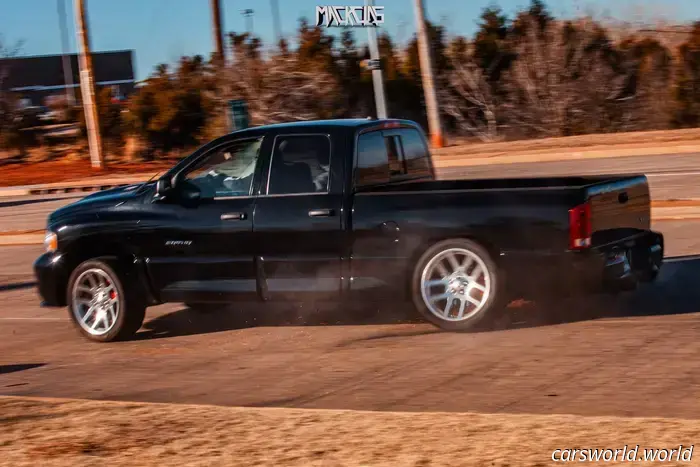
[106,279,117,299]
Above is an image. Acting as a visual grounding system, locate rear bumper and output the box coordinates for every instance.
[34,252,68,307]
[501,230,664,298]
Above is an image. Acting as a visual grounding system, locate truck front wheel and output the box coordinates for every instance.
[66,259,146,342]
[411,239,503,332]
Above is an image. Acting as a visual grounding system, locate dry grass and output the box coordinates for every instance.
[2,396,700,466]
[438,128,700,159]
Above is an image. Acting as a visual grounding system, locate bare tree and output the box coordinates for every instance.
[440,53,501,142]
[502,17,627,138]
[219,35,343,126]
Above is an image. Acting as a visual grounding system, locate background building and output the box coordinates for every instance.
[0,50,136,108]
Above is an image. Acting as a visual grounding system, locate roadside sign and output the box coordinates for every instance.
[228,100,250,131]
[362,58,382,71]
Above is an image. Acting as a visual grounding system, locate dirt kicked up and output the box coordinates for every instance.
[1,396,698,466]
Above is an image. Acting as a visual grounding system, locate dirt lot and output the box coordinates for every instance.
[4,127,700,187]
[1,396,698,467]
[0,158,173,187]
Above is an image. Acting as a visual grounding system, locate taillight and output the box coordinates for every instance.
[569,202,592,250]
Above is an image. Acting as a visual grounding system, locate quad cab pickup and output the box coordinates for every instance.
[35,119,664,342]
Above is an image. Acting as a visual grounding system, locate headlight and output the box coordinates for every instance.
[44,231,58,253]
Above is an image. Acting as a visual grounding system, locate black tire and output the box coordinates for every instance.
[411,238,504,332]
[66,259,146,343]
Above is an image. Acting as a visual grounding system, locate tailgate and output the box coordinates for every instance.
[584,175,651,248]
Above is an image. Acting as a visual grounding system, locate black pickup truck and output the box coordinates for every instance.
[34,118,664,342]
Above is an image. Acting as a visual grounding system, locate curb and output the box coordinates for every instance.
[0,175,157,198]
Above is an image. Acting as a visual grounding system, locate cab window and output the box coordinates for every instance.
[267,135,331,195]
[185,137,263,198]
[398,128,432,179]
[355,127,433,188]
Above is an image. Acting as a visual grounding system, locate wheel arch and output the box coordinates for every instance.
[58,236,158,306]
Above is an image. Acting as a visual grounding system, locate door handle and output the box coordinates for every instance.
[308,208,335,218]
[221,212,246,221]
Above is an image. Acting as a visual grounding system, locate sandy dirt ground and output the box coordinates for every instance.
[2,396,699,467]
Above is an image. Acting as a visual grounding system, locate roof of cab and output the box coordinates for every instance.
[229,118,420,135]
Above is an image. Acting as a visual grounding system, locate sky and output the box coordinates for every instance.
[2,0,700,81]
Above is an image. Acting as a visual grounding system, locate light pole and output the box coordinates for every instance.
[270,0,282,45]
[365,0,388,119]
[241,9,254,35]
[57,0,75,105]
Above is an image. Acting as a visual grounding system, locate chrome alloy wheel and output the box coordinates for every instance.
[71,268,120,336]
[420,247,491,322]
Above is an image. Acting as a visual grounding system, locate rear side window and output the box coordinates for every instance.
[356,131,390,186]
[267,134,331,195]
[398,128,432,178]
[356,127,433,187]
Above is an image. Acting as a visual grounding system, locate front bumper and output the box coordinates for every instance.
[34,252,68,307]
[502,230,664,298]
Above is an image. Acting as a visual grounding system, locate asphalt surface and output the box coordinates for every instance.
[1,152,699,233]
[1,219,700,418]
[440,152,700,201]
[1,154,700,418]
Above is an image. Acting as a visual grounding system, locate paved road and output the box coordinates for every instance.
[2,220,700,418]
[441,152,700,201]
[2,153,700,233]
[0,193,83,233]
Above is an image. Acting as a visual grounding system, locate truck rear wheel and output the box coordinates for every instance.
[67,259,146,343]
[411,239,503,332]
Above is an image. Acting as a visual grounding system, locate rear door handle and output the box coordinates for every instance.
[221,212,246,221]
[308,208,335,218]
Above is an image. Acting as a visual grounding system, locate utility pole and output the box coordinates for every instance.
[365,0,388,119]
[57,0,75,105]
[413,0,445,148]
[74,0,104,169]
[210,0,225,63]
[270,0,282,46]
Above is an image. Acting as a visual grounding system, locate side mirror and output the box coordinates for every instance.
[156,176,172,198]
